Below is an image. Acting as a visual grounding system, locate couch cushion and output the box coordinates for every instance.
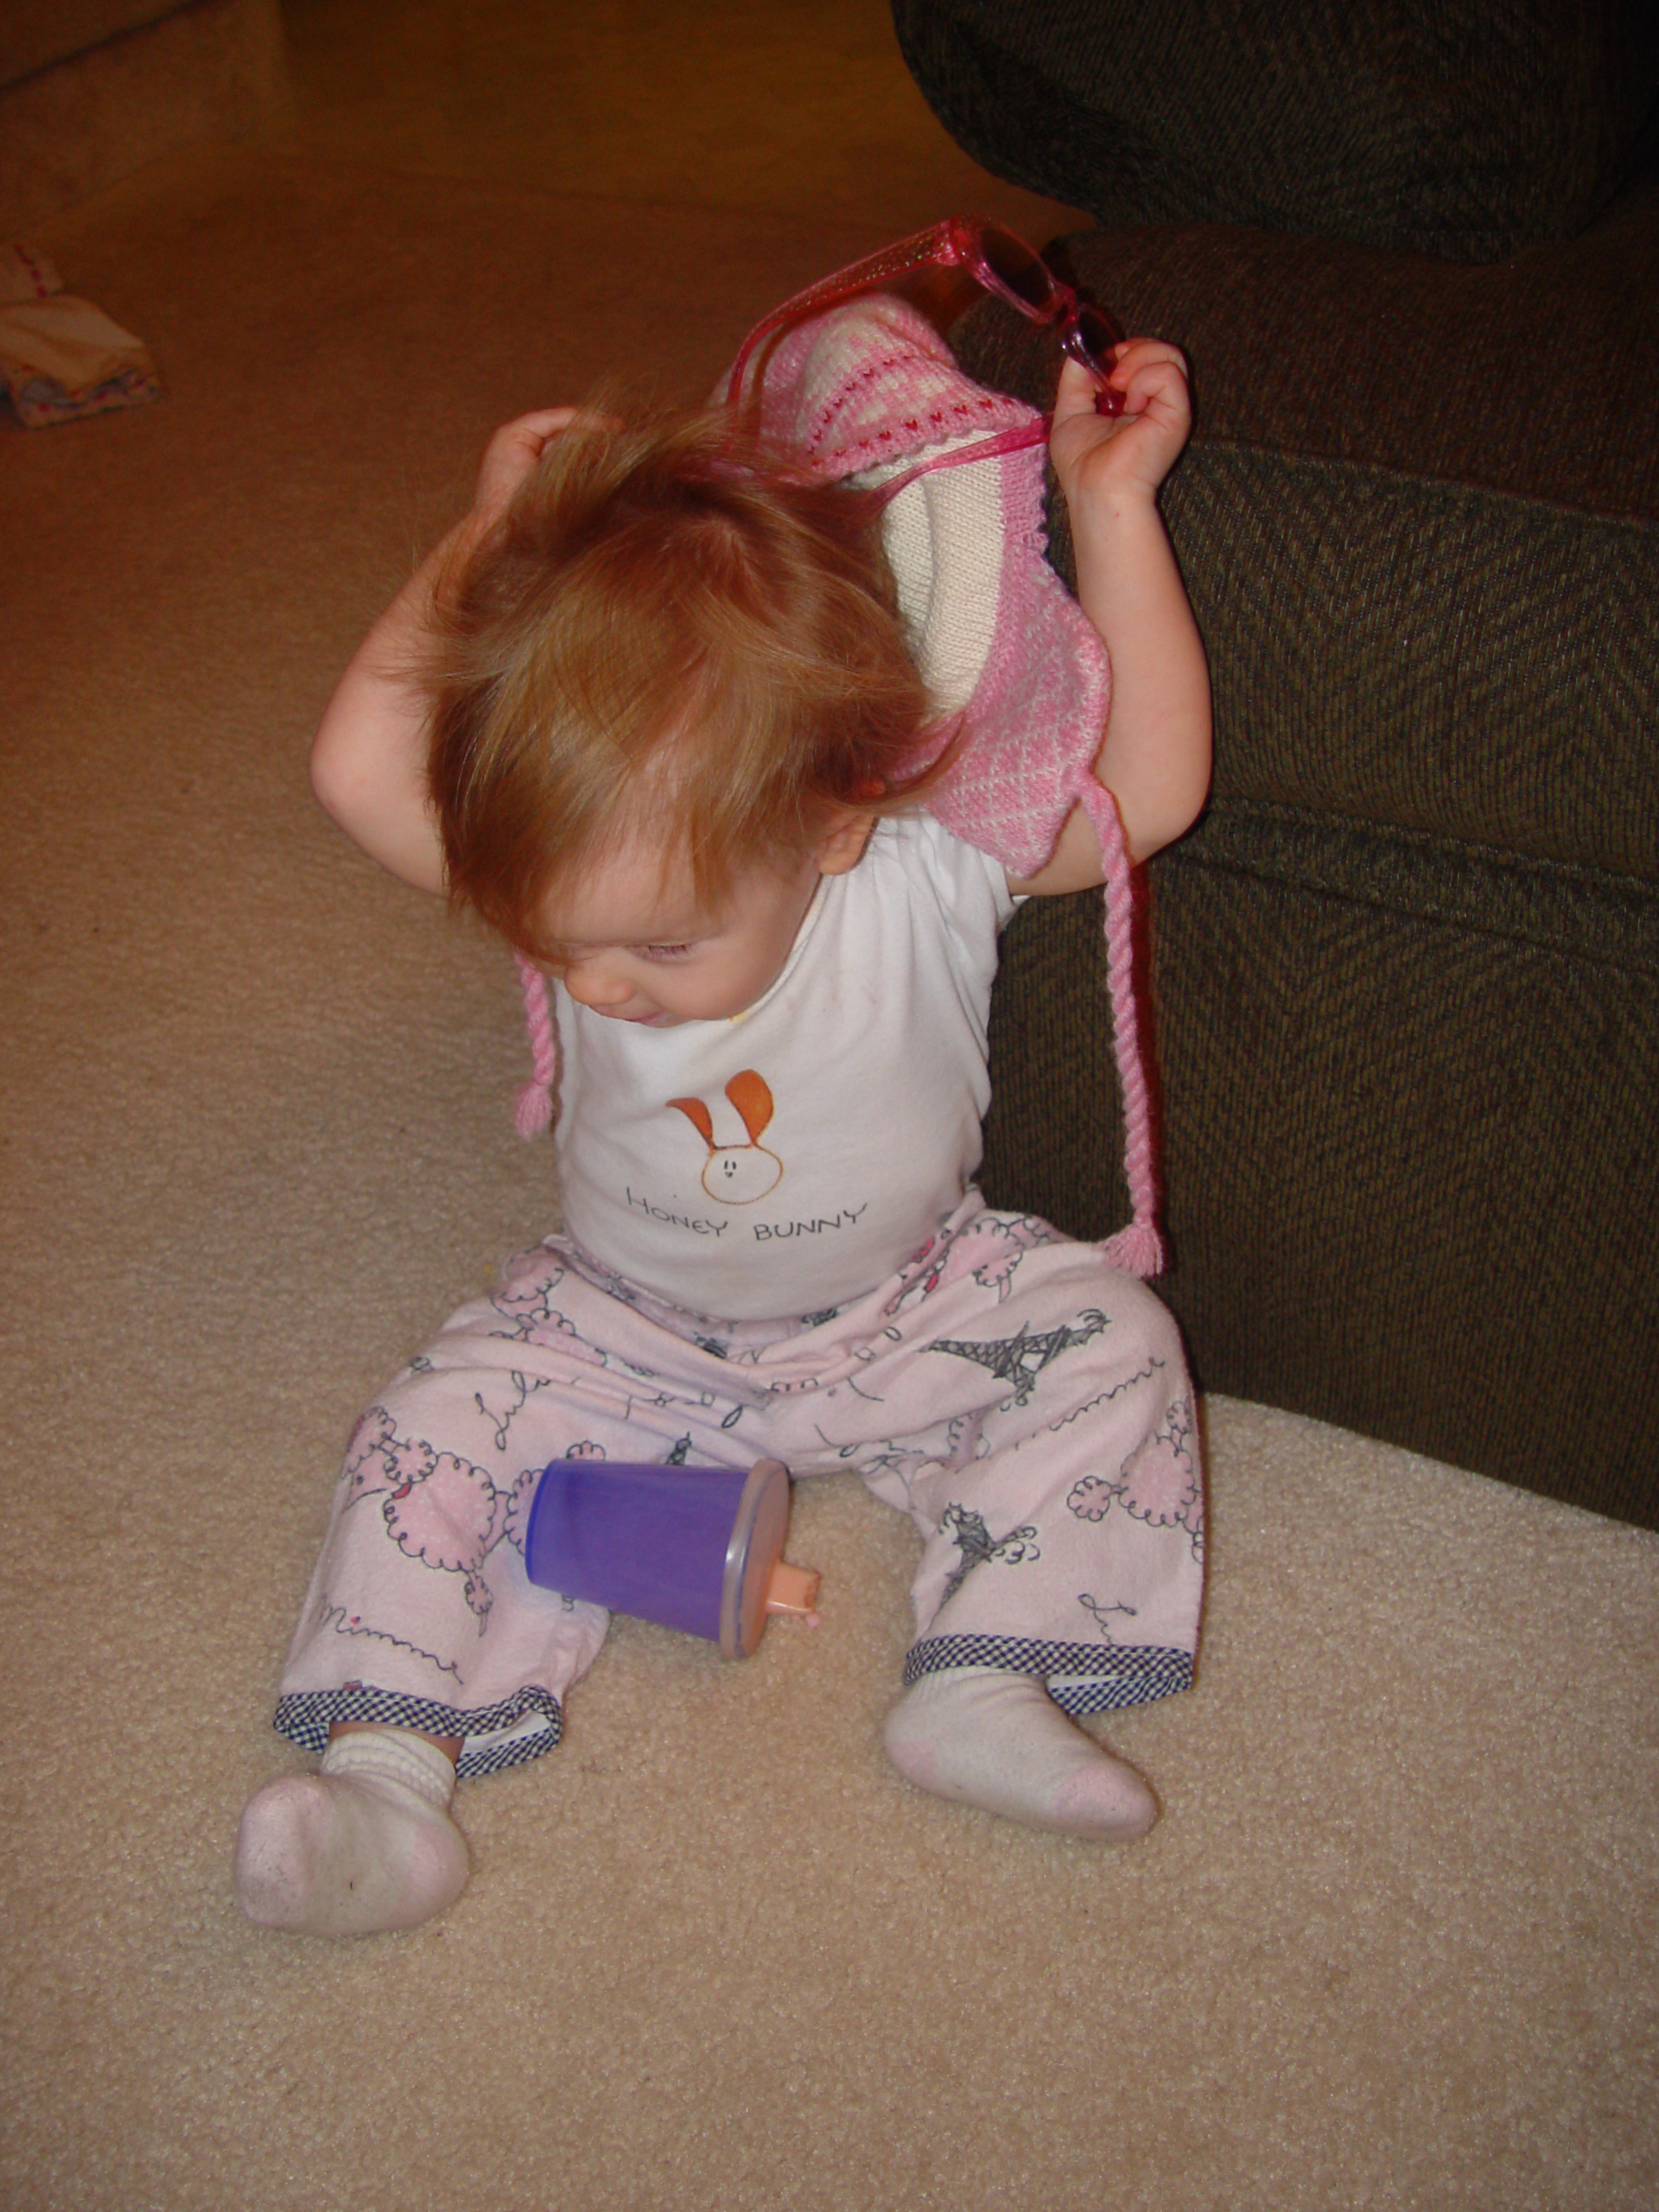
[893,0,1659,262]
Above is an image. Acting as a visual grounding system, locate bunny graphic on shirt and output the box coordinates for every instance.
[667,1071,783,1203]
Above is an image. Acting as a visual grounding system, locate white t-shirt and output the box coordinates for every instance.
[553,815,1015,1319]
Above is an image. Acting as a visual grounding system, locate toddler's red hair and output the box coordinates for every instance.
[423,397,944,962]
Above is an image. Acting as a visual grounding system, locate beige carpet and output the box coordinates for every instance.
[3,10,1656,2208]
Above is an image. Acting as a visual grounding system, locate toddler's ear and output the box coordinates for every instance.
[815,809,876,877]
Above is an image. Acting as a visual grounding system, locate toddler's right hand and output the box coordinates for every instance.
[472,407,588,522]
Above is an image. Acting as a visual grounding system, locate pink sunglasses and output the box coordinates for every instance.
[726,214,1127,423]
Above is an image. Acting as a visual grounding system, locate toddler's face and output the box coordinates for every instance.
[540,825,861,1027]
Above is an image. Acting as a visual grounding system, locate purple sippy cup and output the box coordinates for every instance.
[522,1457,820,1658]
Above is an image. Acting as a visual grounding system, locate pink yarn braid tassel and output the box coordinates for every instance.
[512,951,558,1138]
[1078,776,1165,1280]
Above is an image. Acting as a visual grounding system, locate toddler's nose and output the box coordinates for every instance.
[563,961,632,1010]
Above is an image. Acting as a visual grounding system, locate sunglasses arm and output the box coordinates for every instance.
[722,219,964,407]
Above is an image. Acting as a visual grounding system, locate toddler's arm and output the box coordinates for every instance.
[1013,349,1212,891]
[309,409,582,893]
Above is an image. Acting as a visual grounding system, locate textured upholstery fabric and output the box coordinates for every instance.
[896,4,1659,1526]
[891,0,1659,261]
[982,812,1659,1528]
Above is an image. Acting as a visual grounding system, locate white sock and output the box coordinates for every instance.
[234,1728,470,1937]
[882,1668,1159,1840]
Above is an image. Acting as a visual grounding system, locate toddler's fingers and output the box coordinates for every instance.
[1111,337,1185,368]
[501,404,586,435]
[1108,346,1191,429]
[485,407,583,461]
[1052,354,1108,426]
[475,407,613,510]
[1111,339,1187,387]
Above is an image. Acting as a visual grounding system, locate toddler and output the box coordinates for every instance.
[234,301,1212,1938]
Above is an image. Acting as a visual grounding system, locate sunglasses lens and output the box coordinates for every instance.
[1071,302,1125,376]
[978,225,1061,314]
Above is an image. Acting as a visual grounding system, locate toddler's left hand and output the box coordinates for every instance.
[1049,344,1192,507]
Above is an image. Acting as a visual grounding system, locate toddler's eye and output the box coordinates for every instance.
[640,942,696,961]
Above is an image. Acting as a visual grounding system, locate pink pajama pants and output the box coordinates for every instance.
[275,1196,1205,1777]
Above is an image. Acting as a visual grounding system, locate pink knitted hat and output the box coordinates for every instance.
[514,292,1164,1278]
